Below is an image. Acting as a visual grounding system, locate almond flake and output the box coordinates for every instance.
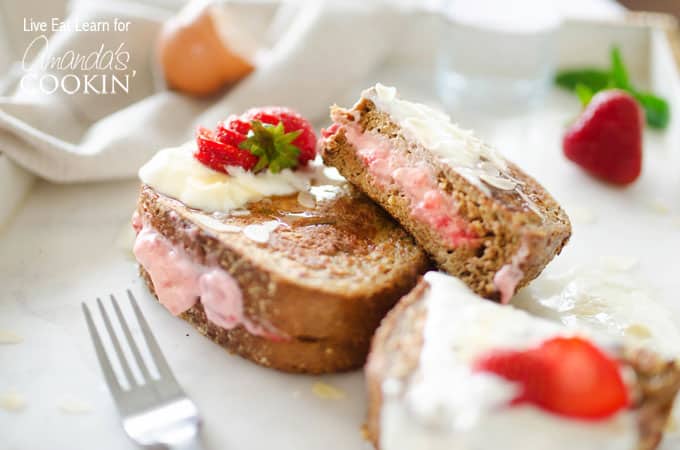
[297,191,316,209]
[479,172,517,191]
[0,390,26,412]
[192,215,241,233]
[312,381,346,400]
[646,199,670,215]
[58,397,92,414]
[626,324,652,339]
[0,330,23,344]
[243,221,280,243]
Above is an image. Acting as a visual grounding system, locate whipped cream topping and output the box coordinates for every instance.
[380,271,636,450]
[361,84,521,194]
[512,265,680,362]
[139,143,314,212]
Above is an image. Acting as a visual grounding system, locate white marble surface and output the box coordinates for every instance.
[0,180,368,450]
[1,18,680,450]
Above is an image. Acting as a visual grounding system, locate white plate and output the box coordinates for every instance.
[1,16,679,450]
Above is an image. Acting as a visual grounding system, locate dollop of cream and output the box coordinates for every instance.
[512,264,680,361]
[361,84,520,193]
[139,143,313,212]
[380,271,636,450]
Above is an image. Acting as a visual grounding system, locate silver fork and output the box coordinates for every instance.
[82,290,204,450]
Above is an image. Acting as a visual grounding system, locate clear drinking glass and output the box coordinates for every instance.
[436,0,561,114]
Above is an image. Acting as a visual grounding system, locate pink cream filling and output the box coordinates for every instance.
[132,219,281,340]
[341,124,477,248]
[493,264,523,305]
[493,242,529,304]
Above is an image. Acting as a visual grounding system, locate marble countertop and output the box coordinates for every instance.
[2,86,680,448]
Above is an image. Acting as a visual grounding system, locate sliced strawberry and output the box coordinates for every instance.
[194,127,257,173]
[225,116,251,135]
[194,106,317,173]
[215,121,247,147]
[475,348,552,406]
[474,336,629,420]
[563,90,643,185]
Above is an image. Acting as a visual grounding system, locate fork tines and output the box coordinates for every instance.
[82,290,177,396]
[82,290,202,448]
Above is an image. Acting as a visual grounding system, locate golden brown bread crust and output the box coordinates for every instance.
[365,279,680,450]
[136,182,429,374]
[321,100,572,301]
[365,279,428,448]
[627,348,680,450]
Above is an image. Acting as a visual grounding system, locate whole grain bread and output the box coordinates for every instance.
[321,98,571,301]
[365,278,680,450]
[136,182,429,374]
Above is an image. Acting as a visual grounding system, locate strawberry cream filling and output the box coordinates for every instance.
[340,124,477,248]
[493,242,530,304]
[132,217,280,339]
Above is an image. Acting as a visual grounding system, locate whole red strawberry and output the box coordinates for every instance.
[194,106,317,174]
[474,336,629,420]
[563,90,642,185]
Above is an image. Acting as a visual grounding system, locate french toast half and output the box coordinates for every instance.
[134,180,429,374]
[366,273,680,450]
[321,84,571,303]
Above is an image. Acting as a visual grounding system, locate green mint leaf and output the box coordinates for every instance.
[574,83,594,107]
[555,69,610,92]
[610,46,632,90]
[555,45,670,130]
[634,92,671,129]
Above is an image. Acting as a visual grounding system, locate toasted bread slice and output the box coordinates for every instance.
[134,181,429,374]
[366,272,680,450]
[321,84,571,303]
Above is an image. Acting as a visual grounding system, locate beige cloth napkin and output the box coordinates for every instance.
[0,0,407,182]
[0,0,622,183]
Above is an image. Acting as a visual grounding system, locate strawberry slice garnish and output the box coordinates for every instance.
[223,115,251,135]
[563,90,643,185]
[194,127,258,172]
[474,336,629,420]
[194,106,317,174]
[215,122,247,147]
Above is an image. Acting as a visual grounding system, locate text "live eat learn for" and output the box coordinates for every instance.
[23,17,131,33]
